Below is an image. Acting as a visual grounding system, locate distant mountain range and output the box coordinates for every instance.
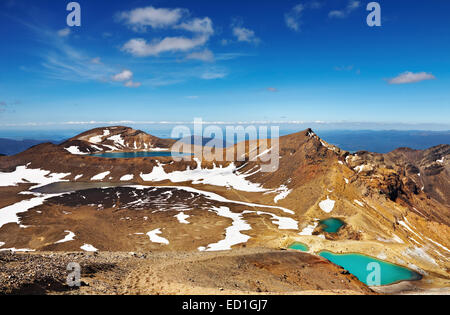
[0,138,56,156]
[0,130,448,156]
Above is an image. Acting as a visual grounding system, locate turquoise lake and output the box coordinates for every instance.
[319,251,422,286]
[89,151,189,158]
[288,242,309,252]
[320,218,345,233]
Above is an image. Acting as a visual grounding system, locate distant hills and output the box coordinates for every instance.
[0,138,56,156]
[0,129,448,156]
[316,130,450,153]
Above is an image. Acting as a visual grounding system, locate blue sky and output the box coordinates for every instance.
[0,0,449,130]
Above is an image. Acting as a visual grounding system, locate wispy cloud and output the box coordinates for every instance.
[175,17,214,36]
[18,20,142,86]
[123,36,209,57]
[201,70,227,80]
[285,4,305,31]
[387,72,436,84]
[124,81,142,88]
[116,6,187,31]
[90,57,102,65]
[334,65,354,71]
[57,28,71,37]
[186,49,215,62]
[112,69,133,82]
[232,25,260,44]
[119,6,214,58]
[0,100,20,113]
[266,87,278,92]
[111,69,141,88]
[285,2,322,32]
[329,1,360,18]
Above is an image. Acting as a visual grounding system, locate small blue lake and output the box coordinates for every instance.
[288,242,309,252]
[89,151,190,158]
[320,218,345,233]
[319,251,422,286]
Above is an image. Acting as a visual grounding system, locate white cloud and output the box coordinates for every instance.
[124,80,142,88]
[122,36,209,57]
[112,69,133,82]
[220,39,230,46]
[285,2,323,32]
[176,17,214,35]
[201,71,227,80]
[57,28,71,37]
[119,6,214,58]
[387,72,436,84]
[232,26,260,44]
[117,6,187,31]
[334,65,354,71]
[284,4,305,31]
[186,49,215,62]
[329,1,360,18]
[90,57,102,64]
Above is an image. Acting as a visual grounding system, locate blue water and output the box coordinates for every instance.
[319,251,422,286]
[288,242,309,252]
[89,151,190,158]
[320,218,345,233]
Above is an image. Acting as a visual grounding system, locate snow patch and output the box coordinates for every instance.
[128,185,294,214]
[89,130,110,144]
[80,244,98,252]
[0,166,70,189]
[91,171,111,180]
[0,193,62,229]
[175,212,190,224]
[108,134,126,148]
[0,248,35,252]
[55,231,75,244]
[273,185,292,203]
[120,174,134,181]
[200,206,251,251]
[426,237,450,253]
[404,247,438,266]
[319,197,335,213]
[354,200,364,207]
[147,229,169,245]
[392,234,405,244]
[299,221,319,236]
[140,159,268,193]
[65,146,88,155]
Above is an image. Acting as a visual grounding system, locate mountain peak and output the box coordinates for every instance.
[61,126,175,155]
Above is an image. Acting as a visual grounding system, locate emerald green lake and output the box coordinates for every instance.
[319,251,422,286]
[288,242,309,252]
[320,218,345,233]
